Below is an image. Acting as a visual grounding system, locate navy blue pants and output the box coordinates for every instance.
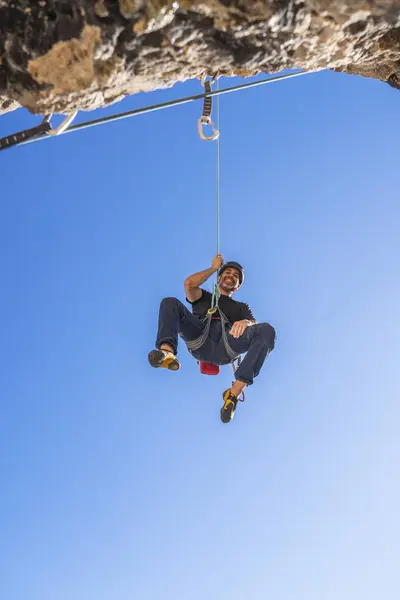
[155,297,276,385]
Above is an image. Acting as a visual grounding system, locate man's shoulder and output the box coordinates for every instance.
[229,295,249,307]
[231,295,254,314]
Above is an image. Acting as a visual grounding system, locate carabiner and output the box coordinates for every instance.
[198,116,219,141]
[198,76,219,141]
[44,111,78,136]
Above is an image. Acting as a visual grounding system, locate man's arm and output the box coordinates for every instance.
[184,254,223,302]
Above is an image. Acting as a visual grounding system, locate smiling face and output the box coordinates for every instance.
[218,266,241,295]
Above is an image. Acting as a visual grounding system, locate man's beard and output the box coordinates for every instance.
[221,276,236,291]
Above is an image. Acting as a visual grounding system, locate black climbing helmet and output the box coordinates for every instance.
[218,261,244,285]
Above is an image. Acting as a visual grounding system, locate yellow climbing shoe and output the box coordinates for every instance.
[148,349,180,371]
[220,389,239,423]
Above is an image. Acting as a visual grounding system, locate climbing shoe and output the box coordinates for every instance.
[148,349,180,371]
[220,389,239,423]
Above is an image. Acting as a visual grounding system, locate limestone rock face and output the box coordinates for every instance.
[0,1,399,115]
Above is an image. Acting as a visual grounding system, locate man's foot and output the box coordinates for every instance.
[220,389,239,423]
[148,349,180,371]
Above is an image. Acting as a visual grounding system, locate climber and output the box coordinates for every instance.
[148,255,276,423]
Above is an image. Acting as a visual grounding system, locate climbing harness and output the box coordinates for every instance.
[0,112,77,152]
[187,310,239,363]
[191,312,245,402]
[0,68,324,153]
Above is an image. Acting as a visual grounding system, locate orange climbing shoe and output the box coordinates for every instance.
[148,349,180,371]
[220,389,239,423]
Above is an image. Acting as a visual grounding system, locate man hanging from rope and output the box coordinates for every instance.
[148,255,276,423]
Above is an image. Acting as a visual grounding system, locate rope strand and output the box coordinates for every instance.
[216,78,220,256]
[212,78,221,310]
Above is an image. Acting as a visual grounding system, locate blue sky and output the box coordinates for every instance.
[1,69,399,600]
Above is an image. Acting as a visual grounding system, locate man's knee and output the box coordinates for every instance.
[160,297,181,308]
[256,322,276,349]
